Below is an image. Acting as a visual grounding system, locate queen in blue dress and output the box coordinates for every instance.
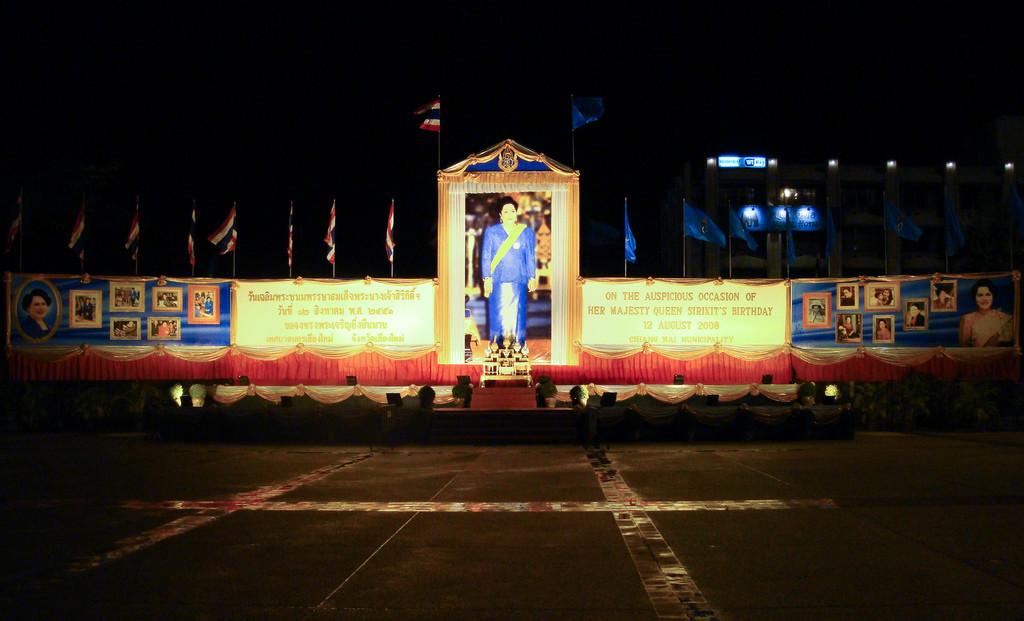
[480,197,536,346]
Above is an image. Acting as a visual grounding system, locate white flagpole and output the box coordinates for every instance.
[134,196,139,276]
[391,197,395,278]
[437,96,441,170]
[17,186,24,273]
[80,193,86,275]
[332,199,336,279]
[286,201,290,280]
[728,200,733,279]
[682,201,687,277]
[570,94,578,170]
[882,192,889,274]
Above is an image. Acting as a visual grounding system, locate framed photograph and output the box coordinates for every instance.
[110,317,142,340]
[836,283,859,310]
[903,298,928,331]
[836,313,862,344]
[152,287,183,312]
[873,314,895,344]
[110,281,145,312]
[802,292,831,329]
[865,283,899,311]
[13,278,62,343]
[187,285,220,325]
[148,316,181,340]
[69,290,102,328]
[931,279,957,312]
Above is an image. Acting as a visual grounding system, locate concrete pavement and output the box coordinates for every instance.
[2,432,1023,619]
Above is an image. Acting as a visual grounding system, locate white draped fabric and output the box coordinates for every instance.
[210,383,459,405]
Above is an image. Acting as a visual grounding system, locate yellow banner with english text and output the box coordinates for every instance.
[582,279,788,346]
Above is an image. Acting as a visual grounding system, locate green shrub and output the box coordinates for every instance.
[537,381,558,398]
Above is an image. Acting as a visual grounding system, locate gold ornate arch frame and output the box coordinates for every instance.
[436,139,581,365]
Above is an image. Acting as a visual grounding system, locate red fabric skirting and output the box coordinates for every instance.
[791,354,1019,382]
[531,352,794,385]
[8,350,1018,383]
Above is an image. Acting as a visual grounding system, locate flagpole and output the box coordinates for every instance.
[80,193,85,275]
[134,196,139,276]
[786,205,791,280]
[728,200,733,279]
[18,187,24,273]
[682,201,687,277]
[191,200,196,278]
[570,94,576,169]
[729,229,733,279]
[288,200,293,280]
[827,205,832,277]
[391,197,395,278]
[332,199,336,279]
[435,95,441,170]
[624,196,627,278]
[232,202,237,280]
[882,192,889,274]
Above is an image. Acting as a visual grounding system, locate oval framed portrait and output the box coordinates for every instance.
[13,278,62,343]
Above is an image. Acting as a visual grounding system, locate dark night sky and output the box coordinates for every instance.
[1,4,1018,279]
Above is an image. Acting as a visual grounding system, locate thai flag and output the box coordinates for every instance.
[324,201,336,264]
[386,200,395,264]
[68,198,85,260]
[208,204,237,254]
[5,188,21,253]
[288,201,293,269]
[188,203,196,265]
[125,202,140,260]
[414,98,440,131]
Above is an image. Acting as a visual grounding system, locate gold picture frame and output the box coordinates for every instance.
[152,287,183,312]
[69,289,102,328]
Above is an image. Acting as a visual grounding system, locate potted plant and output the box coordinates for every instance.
[169,383,184,407]
[569,384,588,408]
[417,385,435,410]
[451,382,472,408]
[189,383,207,408]
[538,380,558,407]
[797,381,817,406]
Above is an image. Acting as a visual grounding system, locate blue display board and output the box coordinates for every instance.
[10,275,231,347]
[792,275,1016,348]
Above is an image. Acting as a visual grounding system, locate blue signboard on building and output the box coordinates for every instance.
[739,205,822,232]
[718,155,768,169]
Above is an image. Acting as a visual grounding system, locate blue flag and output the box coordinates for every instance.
[624,200,637,263]
[825,206,836,258]
[883,197,922,241]
[571,97,604,130]
[785,207,797,266]
[683,202,726,248]
[728,208,758,251]
[1012,186,1024,236]
[944,194,965,256]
